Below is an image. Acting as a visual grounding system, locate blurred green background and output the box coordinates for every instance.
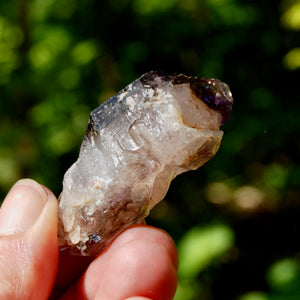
[0,0,299,299]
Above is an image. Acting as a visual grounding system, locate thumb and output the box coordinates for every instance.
[0,179,59,300]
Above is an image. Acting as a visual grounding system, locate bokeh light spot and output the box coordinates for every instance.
[133,0,176,14]
[238,291,268,300]
[283,47,300,70]
[206,182,232,204]
[72,40,99,65]
[267,258,300,292]
[234,186,264,210]
[264,164,289,190]
[178,224,234,278]
[281,1,300,30]
[0,155,20,189]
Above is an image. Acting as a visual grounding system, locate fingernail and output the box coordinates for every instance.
[0,179,47,234]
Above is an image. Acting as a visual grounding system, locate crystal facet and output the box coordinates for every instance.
[58,71,233,256]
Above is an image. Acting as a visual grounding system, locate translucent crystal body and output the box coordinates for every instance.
[58,71,233,256]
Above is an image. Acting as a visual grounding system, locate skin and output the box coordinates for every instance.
[0,179,178,300]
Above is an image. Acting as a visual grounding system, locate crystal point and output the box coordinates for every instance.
[58,71,233,256]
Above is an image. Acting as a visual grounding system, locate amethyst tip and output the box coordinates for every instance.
[140,71,233,125]
[195,78,233,125]
[174,75,233,125]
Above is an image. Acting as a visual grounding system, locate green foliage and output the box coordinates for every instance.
[239,292,268,300]
[177,224,234,279]
[281,0,300,30]
[283,47,300,70]
[239,258,300,300]
[267,258,300,293]
[0,0,299,298]
[0,16,22,84]
[175,224,234,299]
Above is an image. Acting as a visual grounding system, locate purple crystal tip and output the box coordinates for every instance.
[191,78,233,125]
[172,75,233,125]
[140,72,233,125]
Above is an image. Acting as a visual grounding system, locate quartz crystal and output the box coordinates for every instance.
[58,71,233,256]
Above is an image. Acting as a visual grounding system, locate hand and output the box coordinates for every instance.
[0,179,178,299]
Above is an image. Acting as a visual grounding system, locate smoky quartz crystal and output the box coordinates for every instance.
[58,71,233,256]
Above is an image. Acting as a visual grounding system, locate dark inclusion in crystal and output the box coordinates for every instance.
[58,71,233,256]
